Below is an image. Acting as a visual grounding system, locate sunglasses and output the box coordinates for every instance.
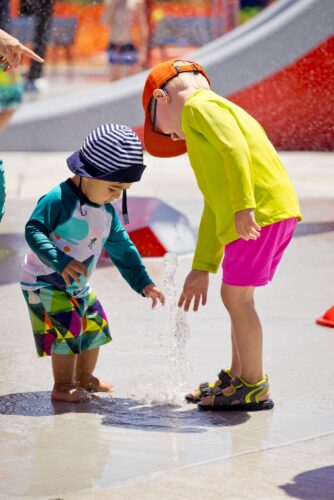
[151,89,171,138]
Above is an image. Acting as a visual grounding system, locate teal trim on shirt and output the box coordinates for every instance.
[24,180,154,295]
[0,160,5,223]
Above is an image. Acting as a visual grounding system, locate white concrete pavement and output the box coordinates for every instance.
[0,152,334,499]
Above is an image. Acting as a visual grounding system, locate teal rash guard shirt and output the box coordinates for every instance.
[21,179,153,297]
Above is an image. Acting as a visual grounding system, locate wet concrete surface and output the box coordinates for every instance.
[0,152,334,499]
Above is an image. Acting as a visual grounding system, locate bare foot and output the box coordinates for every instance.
[78,375,113,393]
[51,383,92,403]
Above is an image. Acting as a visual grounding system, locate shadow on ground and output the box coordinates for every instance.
[279,465,334,499]
[0,391,250,432]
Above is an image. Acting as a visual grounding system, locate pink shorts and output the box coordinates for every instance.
[222,218,298,287]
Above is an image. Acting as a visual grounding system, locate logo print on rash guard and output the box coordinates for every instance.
[88,238,98,249]
[55,217,89,245]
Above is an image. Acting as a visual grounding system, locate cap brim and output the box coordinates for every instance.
[67,150,146,182]
[144,115,187,158]
[66,150,93,177]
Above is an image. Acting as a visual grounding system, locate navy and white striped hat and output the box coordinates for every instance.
[67,123,146,183]
[67,124,146,224]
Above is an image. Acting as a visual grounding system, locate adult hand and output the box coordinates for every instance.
[61,259,88,286]
[0,29,44,72]
[178,269,209,312]
[234,208,261,240]
[143,284,165,309]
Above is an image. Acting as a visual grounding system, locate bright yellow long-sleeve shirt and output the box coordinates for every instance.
[182,89,302,273]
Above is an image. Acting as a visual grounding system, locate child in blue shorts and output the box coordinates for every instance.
[21,123,165,403]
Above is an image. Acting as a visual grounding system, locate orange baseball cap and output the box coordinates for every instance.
[142,60,210,158]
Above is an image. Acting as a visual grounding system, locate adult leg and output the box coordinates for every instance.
[26,0,54,82]
[0,0,10,31]
[51,353,91,402]
[76,347,113,393]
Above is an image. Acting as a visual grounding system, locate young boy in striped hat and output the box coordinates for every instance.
[21,123,165,403]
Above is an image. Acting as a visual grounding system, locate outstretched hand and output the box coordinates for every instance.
[178,269,209,312]
[234,208,261,240]
[0,29,44,71]
[143,284,165,309]
[62,259,88,286]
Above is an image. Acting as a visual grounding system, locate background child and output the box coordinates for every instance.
[103,0,148,81]
[21,123,165,403]
[0,66,23,132]
[0,28,43,223]
[0,65,23,222]
[142,59,302,411]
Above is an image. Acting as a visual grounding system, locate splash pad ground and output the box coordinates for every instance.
[0,151,334,499]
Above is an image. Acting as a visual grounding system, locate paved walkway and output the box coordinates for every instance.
[0,152,333,499]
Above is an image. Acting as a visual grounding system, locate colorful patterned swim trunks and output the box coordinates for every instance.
[22,287,112,357]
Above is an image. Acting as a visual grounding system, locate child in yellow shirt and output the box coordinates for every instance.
[142,59,302,411]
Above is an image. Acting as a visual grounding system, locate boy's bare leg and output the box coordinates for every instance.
[221,284,264,384]
[230,326,241,377]
[51,353,91,403]
[76,347,113,393]
[201,283,269,405]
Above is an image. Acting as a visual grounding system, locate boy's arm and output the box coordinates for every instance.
[192,200,225,273]
[25,192,73,273]
[187,102,256,213]
[104,206,154,295]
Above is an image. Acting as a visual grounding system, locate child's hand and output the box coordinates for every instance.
[234,209,261,240]
[61,259,88,286]
[178,269,209,312]
[143,284,165,309]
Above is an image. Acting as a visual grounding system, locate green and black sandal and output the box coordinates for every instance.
[197,375,274,412]
[185,369,233,404]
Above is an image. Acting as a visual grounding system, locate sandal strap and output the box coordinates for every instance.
[191,369,234,400]
[198,369,231,396]
[217,369,232,384]
[198,382,212,397]
[210,376,270,407]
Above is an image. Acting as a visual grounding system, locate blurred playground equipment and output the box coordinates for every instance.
[9,15,78,66]
[9,0,240,65]
[147,0,240,64]
[0,0,333,152]
[105,197,196,258]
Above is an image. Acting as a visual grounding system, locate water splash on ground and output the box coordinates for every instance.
[134,253,191,405]
[161,252,190,403]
